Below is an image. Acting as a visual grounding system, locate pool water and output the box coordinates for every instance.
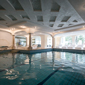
[0,51,85,85]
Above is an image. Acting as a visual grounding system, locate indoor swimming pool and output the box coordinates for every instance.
[0,51,85,85]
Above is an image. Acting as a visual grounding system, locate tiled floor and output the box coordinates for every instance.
[0,52,85,85]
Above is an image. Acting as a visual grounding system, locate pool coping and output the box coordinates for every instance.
[0,48,85,54]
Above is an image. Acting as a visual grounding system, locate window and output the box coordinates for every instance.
[32,36,41,47]
[15,36,26,47]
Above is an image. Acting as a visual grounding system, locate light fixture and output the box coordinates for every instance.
[10,28,15,31]
[19,26,26,28]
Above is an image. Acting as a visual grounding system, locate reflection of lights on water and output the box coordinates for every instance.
[53,68,55,70]
[15,75,17,77]
[5,69,8,71]
[6,76,18,80]
[10,71,12,73]
[72,67,74,69]
[19,82,22,84]
[5,69,19,80]
[61,69,64,70]
[21,78,24,80]
[24,58,29,64]
[40,65,41,69]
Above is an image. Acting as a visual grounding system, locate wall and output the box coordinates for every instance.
[0,31,12,46]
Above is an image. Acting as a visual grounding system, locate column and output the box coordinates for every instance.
[12,35,15,49]
[41,35,47,49]
[26,36,29,47]
[72,35,76,46]
[52,36,55,48]
[26,37,27,46]
[28,33,32,50]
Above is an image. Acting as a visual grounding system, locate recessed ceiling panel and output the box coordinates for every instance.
[7,0,24,10]
[49,16,57,22]
[31,0,42,11]
[49,24,54,27]
[21,15,30,20]
[58,24,64,27]
[37,16,43,21]
[6,15,17,21]
[51,1,60,12]
[73,20,77,22]
[0,5,5,10]
[61,16,70,22]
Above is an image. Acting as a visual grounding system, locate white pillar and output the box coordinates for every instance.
[12,35,15,49]
[72,35,76,46]
[28,33,32,50]
[52,36,55,48]
[26,36,29,47]
[26,37,27,46]
[41,35,47,49]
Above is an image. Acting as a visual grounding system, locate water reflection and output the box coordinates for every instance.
[0,53,13,70]
[59,52,85,64]
[52,52,55,67]
[5,69,19,80]
[0,52,85,81]
[0,52,85,71]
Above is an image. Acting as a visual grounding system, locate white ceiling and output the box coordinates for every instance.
[0,0,85,35]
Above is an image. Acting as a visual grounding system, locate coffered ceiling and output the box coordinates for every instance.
[0,0,85,34]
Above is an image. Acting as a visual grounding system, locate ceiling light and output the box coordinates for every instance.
[10,28,15,31]
[20,26,26,28]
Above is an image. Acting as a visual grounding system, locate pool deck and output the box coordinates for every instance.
[0,48,85,54]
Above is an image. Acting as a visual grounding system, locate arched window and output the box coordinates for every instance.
[76,35,84,45]
[15,36,26,47]
[32,36,41,47]
[65,36,72,45]
[61,36,72,46]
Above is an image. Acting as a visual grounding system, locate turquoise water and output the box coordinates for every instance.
[0,51,85,85]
